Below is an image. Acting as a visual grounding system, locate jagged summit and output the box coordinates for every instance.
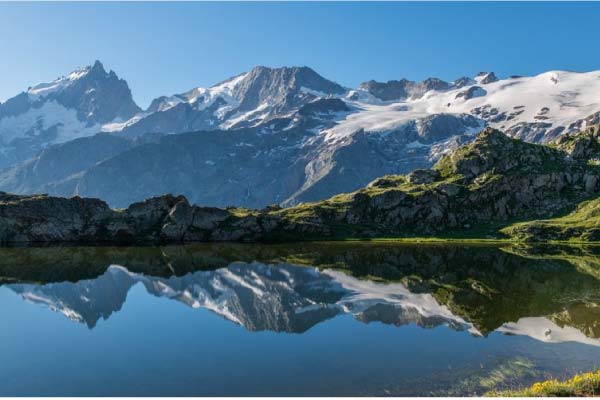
[357,72,498,102]
[118,64,347,135]
[26,60,138,120]
[474,71,498,84]
[92,59,104,70]
[0,60,140,168]
[230,65,346,111]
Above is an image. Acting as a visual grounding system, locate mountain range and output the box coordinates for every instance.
[1,61,600,208]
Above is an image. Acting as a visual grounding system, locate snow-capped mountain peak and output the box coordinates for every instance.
[112,65,347,136]
[0,60,140,168]
[27,60,103,99]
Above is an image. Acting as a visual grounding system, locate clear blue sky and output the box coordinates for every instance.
[1,2,599,108]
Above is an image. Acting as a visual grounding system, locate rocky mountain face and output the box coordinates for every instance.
[1,127,600,244]
[0,61,139,168]
[358,77,452,101]
[1,62,600,209]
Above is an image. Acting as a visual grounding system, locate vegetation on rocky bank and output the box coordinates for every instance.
[486,370,600,397]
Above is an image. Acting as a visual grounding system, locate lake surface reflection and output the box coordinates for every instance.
[0,243,599,396]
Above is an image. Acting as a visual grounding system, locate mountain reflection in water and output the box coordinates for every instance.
[2,242,599,345]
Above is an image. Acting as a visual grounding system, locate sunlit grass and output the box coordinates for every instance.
[486,370,600,397]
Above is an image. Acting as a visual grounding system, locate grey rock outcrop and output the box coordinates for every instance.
[359,77,452,101]
[230,65,346,113]
[476,72,498,84]
[455,86,486,100]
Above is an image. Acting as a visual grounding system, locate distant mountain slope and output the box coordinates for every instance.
[0,112,480,208]
[0,133,136,195]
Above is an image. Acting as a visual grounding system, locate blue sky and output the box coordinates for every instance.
[1,2,599,108]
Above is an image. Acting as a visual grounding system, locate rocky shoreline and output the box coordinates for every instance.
[2,127,600,245]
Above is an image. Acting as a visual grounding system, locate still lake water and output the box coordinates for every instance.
[0,242,598,396]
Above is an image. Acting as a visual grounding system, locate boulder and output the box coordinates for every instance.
[407,169,441,184]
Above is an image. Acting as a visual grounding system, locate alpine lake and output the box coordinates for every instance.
[0,242,598,396]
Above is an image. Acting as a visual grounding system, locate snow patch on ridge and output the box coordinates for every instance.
[27,66,92,99]
[0,101,101,145]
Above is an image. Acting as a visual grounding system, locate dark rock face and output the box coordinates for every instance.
[298,98,350,117]
[476,72,498,84]
[554,125,600,160]
[359,79,413,101]
[566,111,600,136]
[452,76,476,89]
[505,122,553,142]
[420,77,451,93]
[406,169,440,184]
[359,77,451,101]
[455,86,486,100]
[0,192,114,243]
[0,192,241,244]
[69,126,316,209]
[231,66,346,113]
[416,113,482,142]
